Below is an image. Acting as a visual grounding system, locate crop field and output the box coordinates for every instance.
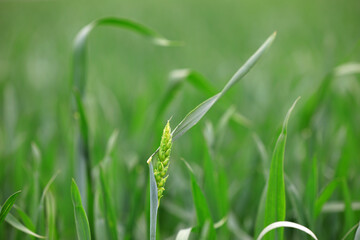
[0,0,360,239]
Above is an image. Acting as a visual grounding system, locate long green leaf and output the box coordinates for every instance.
[285,176,307,225]
[0,190,21,224]
[183,160,216,239]
[99,165,118,240]
[264,97,300,240]
[314,179,340,218]
[304,156,318,227]
[203,142,220,220]
[149,162,158,240]
[13,206,36,233]
[172,32,276,140]
[156,69,217,119]
[71,179,91,240]
[147,31,276,161]
[45,190,57,240]
[72,17,178,97]
[342,179,356,237]
[255,184,268,238]
[5,213,45,238]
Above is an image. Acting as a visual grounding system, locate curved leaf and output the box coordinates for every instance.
[340,222,359,240]
[99,165,118,240]
[147,32,277,162]
[0,190,21,224]
[183,160,216,239]
[264,97,300,240]
[71,179,91,240]
[315,179,340,218]
[5,213,45,238]
[73,17,178,96]
[257,221,318,240]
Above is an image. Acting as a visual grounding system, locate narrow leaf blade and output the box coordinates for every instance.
[99,165,119,240]
[45,190,57,240]
[314,179,340,218]
[71,179,91,240]
[149,162,158,240]
[148,32,277,160]
[183,160,216,239]
[264,97,300,240]
[0,190,21,224]
[5,213,45,238]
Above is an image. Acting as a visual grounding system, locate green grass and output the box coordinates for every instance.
[0,0,360,239]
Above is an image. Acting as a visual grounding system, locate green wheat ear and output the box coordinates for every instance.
[154,120,172,206]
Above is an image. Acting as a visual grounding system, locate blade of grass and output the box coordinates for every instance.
[45,190,56,240]
[264,97,300,240]
[255,184,268,237]
[72,18,177,239]
[252,133,269,179]
[149,162,158,240]
[285,176,307,225]
[13,206,36,233]
[342,179,356,238]
[202,142,220,220]
[156,69,217,119]
[71,179,91,240]
[99,165,118,240]
[217,168,229,219]
[39,171,61,208]
[0,190,21,224]
[30,142,42,226]
[73,89,94,239]
[183,160,216,239]
[147,32,277,162]
[314,179,340,218]
[304,156,318,227]
[171,32,277,140]
[73,17,179,97]
[340,222,359,240]
[227,212,252,240]
[5,213,46,238]
[257,221,318,240]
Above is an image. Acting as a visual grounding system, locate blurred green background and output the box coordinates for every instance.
[1,0,360,239]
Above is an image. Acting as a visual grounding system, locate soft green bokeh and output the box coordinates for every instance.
[0,0,359,239]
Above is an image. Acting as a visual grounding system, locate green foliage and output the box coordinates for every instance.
[1,1,360,239]
[71,179,91,240]
[0,191,21,224]
[5,213,45,239]
[264,97,300,240]
[184,160,216,239]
